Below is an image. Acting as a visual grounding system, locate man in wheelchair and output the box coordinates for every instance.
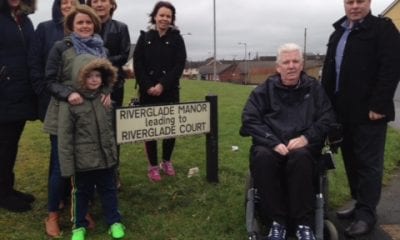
[240,43,336,240]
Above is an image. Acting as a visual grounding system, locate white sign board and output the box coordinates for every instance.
[116,102,210,144]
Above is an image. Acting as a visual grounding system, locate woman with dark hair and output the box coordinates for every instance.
[43,4,115,239]
[28,0,85,237]
[0,0,37,213]
[134,1,186,182]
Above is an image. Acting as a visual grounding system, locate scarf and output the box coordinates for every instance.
[70,32,107,58]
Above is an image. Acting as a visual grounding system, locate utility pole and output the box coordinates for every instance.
[212,0,217,81]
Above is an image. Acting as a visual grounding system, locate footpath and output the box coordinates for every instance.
[331,87,400,240]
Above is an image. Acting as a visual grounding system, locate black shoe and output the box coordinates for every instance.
[12,189,35,203]
[345,220,373,237]
[0,194,32,212]
[336,206,355,219]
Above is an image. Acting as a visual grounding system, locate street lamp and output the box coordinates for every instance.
[238,42,248,84]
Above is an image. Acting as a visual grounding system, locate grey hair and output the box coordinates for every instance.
[276,43,304,64]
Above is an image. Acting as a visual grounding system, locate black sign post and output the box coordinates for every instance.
[206,95,218,183]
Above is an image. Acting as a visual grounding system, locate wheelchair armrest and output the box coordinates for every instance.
[320,150,336,171]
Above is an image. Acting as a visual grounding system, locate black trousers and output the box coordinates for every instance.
[145,139,175,166]
[71,168,121,228]
[0,121,26,196]
[250,145,316,227]
[341,122,387,225]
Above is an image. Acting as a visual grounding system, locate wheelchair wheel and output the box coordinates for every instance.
[244,173,263,239]
[323,220,338,240]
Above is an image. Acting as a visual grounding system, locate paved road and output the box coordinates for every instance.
[332,85,400,240]
[389,85,400,129]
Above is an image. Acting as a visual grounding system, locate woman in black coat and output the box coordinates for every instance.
[86,0,130,108]
[0,0,36,212]
[134,1,186,182]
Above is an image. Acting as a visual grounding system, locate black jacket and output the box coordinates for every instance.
[0,0,37,122]
[100,18,130,89]
[133,27,186,104]
[28,0,66,121]
[240,73,335,150]
[321,13,400,124]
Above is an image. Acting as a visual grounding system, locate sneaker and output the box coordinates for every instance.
[160,161,176,176]
[296,225,316,240]
[109,222,125,239]
[71,227,86,240]
[148,166,161,182]
[266,221,286,240]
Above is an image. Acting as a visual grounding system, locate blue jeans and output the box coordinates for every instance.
[71,168,121,228]
[48,135,70,212]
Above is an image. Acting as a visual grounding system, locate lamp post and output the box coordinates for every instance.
[238,42,248,85]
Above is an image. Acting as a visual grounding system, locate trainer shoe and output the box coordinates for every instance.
[71,227,86,240]
[109,222,125,239]
[148,166,161,182]
[296,225,316,240]
[266,221,286,240]
[160,161,176,176]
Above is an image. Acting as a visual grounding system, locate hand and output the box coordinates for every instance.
[273,143,289,156]
[101,94,112,108]
[369,111,385,121]
[287,135,308,151]
[152,83,164,96]
[67,92,83,105]
[147,87,156,96]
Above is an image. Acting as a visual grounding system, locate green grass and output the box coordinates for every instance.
[1,79,400,239]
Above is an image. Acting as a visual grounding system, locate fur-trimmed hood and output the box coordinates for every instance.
[71,54,117,95]
[0,0,36,15]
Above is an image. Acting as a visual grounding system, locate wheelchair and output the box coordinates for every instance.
[245,128,342,240]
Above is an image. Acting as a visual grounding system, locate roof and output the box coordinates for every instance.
[381,0,400,15]
[198,64,231,75]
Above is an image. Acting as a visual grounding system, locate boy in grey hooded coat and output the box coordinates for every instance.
[57,54,125,239]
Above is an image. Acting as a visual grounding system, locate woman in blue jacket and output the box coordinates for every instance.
[28,0,87,237]
[0,0,37,213]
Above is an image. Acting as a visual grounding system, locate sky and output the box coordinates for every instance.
[29,0,395,61]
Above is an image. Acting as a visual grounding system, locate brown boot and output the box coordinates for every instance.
[86,213,96,230]
[45,212,61,237]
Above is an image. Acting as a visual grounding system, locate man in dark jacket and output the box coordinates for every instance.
[321,0,400,237]
[241,43,335,240]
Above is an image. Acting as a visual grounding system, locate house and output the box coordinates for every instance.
[219,61,276,85]
[216,57,324,85]
[197,59,232,81]
[381,0,400,30]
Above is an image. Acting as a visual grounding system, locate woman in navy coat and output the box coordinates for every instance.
[0,0,37,213]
